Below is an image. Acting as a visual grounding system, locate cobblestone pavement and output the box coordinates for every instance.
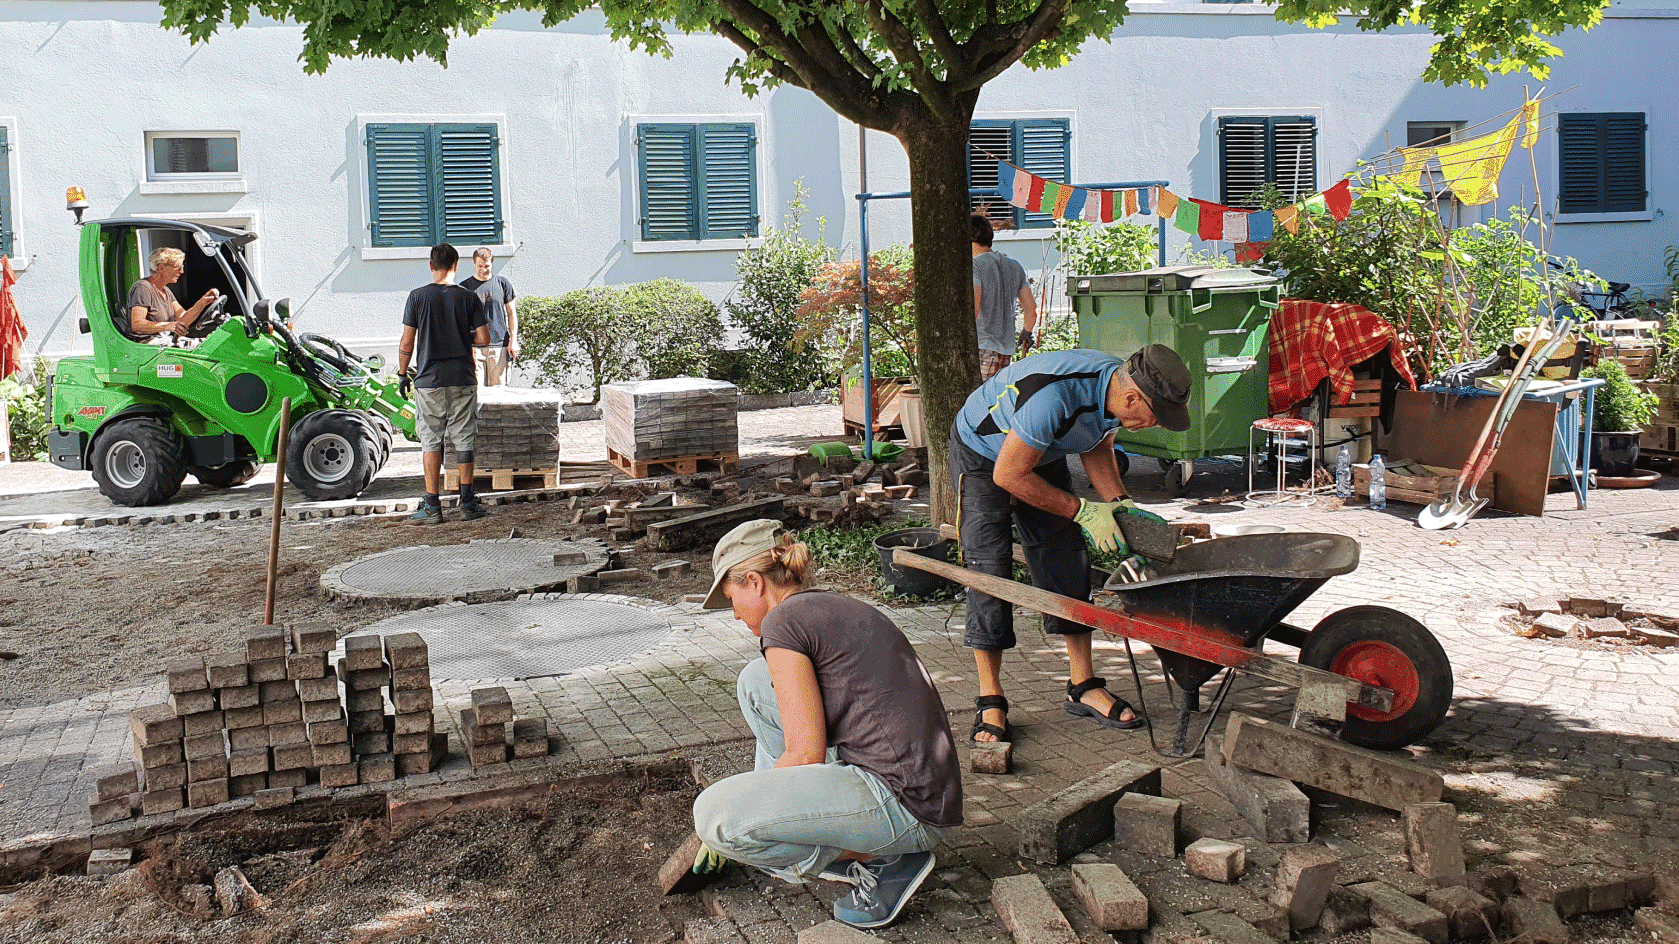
[2,404,1677,941]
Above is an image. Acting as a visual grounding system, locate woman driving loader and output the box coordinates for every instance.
[688,519,961,930]
[128,247,220,343]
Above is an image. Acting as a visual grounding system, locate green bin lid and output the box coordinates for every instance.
[1070,265,1277,295]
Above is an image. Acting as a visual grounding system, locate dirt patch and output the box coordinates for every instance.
[0,769,707,943]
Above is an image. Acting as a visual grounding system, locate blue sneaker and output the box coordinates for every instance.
[406,503,442,525]
[831,851,935,929]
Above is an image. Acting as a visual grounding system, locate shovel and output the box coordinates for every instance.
[1419,317,1575,530]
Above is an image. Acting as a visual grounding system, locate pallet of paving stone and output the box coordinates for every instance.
[443,467,561,491]
[601,378,739,463]
[606,448,737,480]
[443,387,563,471]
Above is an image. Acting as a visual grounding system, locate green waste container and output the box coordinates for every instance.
[1070,265,1280,487]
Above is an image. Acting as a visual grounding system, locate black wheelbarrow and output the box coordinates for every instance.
[894,532,1452,756]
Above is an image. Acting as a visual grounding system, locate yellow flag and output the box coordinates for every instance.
[1520,99,1541,149]
[1275,205,1299,235]
[1396,148,1433,187]
[1434,116,1520,206]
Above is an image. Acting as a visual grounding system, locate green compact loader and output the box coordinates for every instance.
[46,218,418,506]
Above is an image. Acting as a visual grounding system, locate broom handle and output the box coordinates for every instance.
[264,397,293,626]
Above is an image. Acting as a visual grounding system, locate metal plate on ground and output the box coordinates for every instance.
[352,595,681,681]
[321,538,609,605]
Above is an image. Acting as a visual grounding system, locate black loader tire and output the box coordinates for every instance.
[192,460,260,488]
[90,416,188,506]
[1299,605,1454,750]
[286,409,381,500]
[366,411,395,468]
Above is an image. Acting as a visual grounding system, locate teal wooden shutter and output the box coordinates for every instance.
[367,124,434,247]
[1220,116,1316,208]
[698,124,758,238]
[638,124,699,240]
[966,121,1014,221]
[1604,114,1647,213]
[438,124,503,244]
[1561,113,1646,214]
[0,127,11,257]
[1016,119,1070,229]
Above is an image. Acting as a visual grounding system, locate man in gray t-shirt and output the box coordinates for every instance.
[971,213,1039,380]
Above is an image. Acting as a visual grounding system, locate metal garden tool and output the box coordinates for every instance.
[1419,317,1576,530]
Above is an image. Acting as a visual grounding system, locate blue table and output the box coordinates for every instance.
[1419,377,1606,510]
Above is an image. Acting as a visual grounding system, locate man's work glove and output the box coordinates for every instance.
[1074,499,1129,555]
[1017,328,1036,355]
[397,370,414,400]
[1116,498,1167,526]
[692,842,731,875]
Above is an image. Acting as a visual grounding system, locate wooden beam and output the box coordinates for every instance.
[937,523,1113,585]
[892,549,1392,712]
[646,497,785,550]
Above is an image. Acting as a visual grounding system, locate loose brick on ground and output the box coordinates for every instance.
[1637,908,1679,944]
[1271,845,1341,931]
[87,848,134,877]
[1112,793,1180,857]
[992,872,1079,944]
[1203,736,1310,843]
[1518,865,1593,917]
[795,921,875,944]
[1404,802,1466,886]
[1071,862,1149,930]
[92,764,140,802]
[1190,909,1273,944]
[1185,838,1246,884]
[471,687,515,725]
[970,742,1013,775]
[1501,898,1568,944]
[1351,881,1449,944]
[1017,760,1161,864]
[88,795,134,827]
[1425,885,1498,940]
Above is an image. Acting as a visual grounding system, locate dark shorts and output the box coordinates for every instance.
[948,423,1092,651]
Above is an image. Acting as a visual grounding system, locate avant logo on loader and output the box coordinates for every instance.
[76,406,106,418]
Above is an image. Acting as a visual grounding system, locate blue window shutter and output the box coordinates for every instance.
[1604,113,1646,213]
[966,120,1014,220]
[0,127,11,258]
[1016,119,1070,229]
[1557,114,1602,213]
[1268,117,1317,203]
[698,124,757,239]
[638,124,699,240]
[367,123,434,247]
[438,124,503,244]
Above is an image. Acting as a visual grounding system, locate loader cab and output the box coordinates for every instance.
[84,219,262,353]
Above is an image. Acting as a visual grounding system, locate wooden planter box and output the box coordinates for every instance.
[841,373,912,434]
[1640,382,1679,456]
[1352,460,1494,507]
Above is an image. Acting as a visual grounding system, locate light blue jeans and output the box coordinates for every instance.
[691,657,950,883]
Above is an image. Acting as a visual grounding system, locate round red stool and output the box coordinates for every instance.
[1247,417,1318,505]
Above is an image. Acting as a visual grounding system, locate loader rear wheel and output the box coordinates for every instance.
[287,409,380,500]
[192,460,260,488]
[90,416,188,506]
[1299,605,1453,750]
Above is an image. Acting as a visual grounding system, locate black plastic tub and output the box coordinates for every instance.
[873,528,958,597]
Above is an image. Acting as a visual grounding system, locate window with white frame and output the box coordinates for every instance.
[146,132,240,180]
[365,122,504,247]
[634,122,760,241]
[1218,116,1317,208]
[968,118,1070,229]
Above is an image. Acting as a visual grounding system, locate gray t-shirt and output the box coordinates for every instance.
[759,591,962,829]
[459,274,516,345]
[127,280,177,325]
[973,250,1029,355]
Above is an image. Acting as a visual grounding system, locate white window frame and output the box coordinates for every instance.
[1552,103,1655,225]
[1207,106,1323,214]
[970,109,1077,244]
[0,117,25,269]
[629,113,768,254]
[355,113,516,261]
[139,131,248,195]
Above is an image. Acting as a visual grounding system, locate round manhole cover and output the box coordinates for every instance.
[322,538,609,605]
[353,594,684,681]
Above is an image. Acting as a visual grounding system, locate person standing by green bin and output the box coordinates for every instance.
[949,346,1191,743]
[971,213,1039,380]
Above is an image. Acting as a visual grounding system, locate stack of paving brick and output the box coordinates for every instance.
[109,626,447,823]
[443,386,563,470]
[602,378,739,462]
[459,686,551,767]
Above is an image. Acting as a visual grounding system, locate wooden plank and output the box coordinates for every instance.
[891,549,1391,711]
[1377,390,1555,518]
[646,497,785,551]
[936,522,1113,585]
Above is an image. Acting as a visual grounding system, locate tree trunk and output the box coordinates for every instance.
[897,102,981,527]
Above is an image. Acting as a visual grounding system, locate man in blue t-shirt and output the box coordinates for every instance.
[949,346,1192,744]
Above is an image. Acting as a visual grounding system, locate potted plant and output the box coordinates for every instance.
[1580,358,1658,477]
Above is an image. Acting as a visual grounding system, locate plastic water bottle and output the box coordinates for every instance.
[1368,454,1387,510]
[1335,446,1352,498]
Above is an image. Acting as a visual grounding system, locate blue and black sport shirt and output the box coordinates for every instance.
[954,349,1125,465]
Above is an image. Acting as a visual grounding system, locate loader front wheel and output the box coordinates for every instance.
[90,417,188,506]
[287,409,380,500]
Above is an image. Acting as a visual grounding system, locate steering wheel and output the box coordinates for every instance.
[190,294,231,336]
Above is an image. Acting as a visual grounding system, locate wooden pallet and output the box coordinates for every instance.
[443,467,560,491]
[606,447,738,479]
[843,420,903,438]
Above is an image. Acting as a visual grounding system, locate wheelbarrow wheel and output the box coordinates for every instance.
[1298,605,1453,750]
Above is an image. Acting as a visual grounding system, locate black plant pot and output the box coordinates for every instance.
[1590,430,1641,478]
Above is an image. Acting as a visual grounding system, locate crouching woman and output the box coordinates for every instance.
[691,519,962,930]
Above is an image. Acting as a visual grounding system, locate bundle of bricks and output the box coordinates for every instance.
[98,626,445,824]
[443,386,563,471]
[458,686,552,767]
[603,378,739,463]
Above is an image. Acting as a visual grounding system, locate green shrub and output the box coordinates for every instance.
[1,360,50,461]
[1581,358,1658,432]
[520,288,636,404]
[619,278,723,381]
[1052,219,1155,276]
[724,183,838,394]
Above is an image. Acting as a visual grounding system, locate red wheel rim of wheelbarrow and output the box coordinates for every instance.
[1333,641,1420,723]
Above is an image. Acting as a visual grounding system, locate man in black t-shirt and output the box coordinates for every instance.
[459,247,518,386]
[397,243,491,524]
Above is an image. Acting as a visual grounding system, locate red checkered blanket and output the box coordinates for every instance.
[1268,299,1416,413]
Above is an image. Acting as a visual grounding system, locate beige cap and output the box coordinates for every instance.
[702,518,787,609]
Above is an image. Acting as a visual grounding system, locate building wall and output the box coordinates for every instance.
[2,2,1673,372]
